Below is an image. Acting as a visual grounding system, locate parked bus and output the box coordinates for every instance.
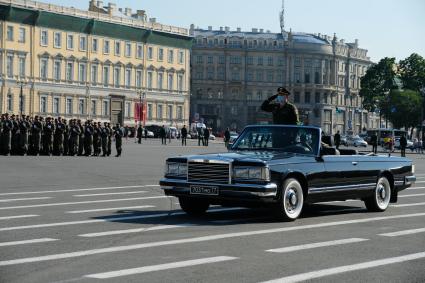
[365,128,407,145]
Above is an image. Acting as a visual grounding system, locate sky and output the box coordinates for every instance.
[40,0,425,62]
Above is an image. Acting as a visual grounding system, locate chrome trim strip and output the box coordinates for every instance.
[405,175,416,185]
[309,183,376,193]
[188,159,230,164]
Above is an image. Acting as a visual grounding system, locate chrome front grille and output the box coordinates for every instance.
[188,161,230,184]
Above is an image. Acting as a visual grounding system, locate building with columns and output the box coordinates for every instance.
[190,25,377,135]
[0,0,192,127]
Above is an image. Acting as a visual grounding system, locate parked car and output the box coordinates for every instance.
[340,135,348,146]
[143,130,155,138]
[229,131,239,143]
[209,134,216,140]
[347,136,368,147]
[145,125,163,138]
[394,138,414,150]
[160,125,416,221]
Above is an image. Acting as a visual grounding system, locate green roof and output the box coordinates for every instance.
[0,4,192,49]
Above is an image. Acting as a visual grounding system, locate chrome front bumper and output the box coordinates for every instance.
[405,175,416,186]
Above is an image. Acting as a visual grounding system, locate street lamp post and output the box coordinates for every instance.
[16,79,27,116]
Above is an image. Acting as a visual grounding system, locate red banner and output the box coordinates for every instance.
[135,101,147,126]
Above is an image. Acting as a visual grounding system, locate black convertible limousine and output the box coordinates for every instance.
[160,125,416,221]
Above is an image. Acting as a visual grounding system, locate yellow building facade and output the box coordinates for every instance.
[0,0,192,127]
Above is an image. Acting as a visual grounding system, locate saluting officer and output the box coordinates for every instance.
[261,87,299,125]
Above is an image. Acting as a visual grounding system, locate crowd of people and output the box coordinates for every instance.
[0,113,124,157]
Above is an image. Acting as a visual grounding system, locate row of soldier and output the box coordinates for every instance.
[0,113,124,157]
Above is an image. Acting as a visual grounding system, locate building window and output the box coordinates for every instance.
[294,92,300,103]
[167,105,173,121]
[136,70,143,88]
[40,96,47,113]
[168,49,174,63]
[167,73,173,90]
[147,47,153,60]
[267,57,273,66]
[53,61,61,81]
[177,106,183,120]
[157,72,163,89]
[305,92,311,104]
[53,97,60,114]
[125,69,131,88]
[67,34,74,49]
[304,71,310,83]
[136,44,143,59]
[295,71,301,83]
[40,58,48,80]
[91,65,98,85]
[54,32,61,48]
[147,72,153,89]
[92,38,98,53]
[79,63,87,84]
[278,57,284,66]
[177,74,183,91]
[207,56,213,64]
[247,72,253,81]
[103,66,109,86]
[7,26,14,41]
[66,97,73,114]
[40,30,48,46]
[218,56,225,64]
[114,67,121,87]
[147,104,153,120]
[79,36,87,51]
[158,48,164,61]
[315,71,320,84]
[125,102,131,118]
[247,56,253,65]
[18,27,25,43]
[102,100,109,116]
[19,57,25,77]
[7,94,12,112]
[315,92,321,103]
[178,50,184,64]
[103,40,110,54]
[66,62,73,81]
[91,99,97,116]
[231,71,240,81]
[256,71,263,82]
[257,57,263,65]
[125,42,131,57]
[157,104,163,119]
[78,98,85,115]
[114,41,121,56]
[231,106,238,116]
[267,71,274,82]
[6,55,13,78]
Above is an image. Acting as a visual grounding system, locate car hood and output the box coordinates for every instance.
[182,151,314,165]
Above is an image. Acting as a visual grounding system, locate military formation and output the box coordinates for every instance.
[0,113,124,157]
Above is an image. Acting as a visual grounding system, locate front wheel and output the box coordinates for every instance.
[178,197,209,216]
[274,178,304,221]
[364,176,391,212]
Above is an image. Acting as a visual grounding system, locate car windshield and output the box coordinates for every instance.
[231,126,320,156]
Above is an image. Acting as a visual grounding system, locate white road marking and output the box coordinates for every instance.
[0,197,52,203]
[261,251,425,283]
[66,205,155,214]
[1,212,425,266]
[0,207,245,232]
[72,191,147,197]
[392,202,425,208]
[414,180,425,184]
[0,196,168,211]
[399,193,425,198]
[79,224,196,238]
[85,256,238,279]
[0,238,58,247]
[0,214,39,220]
[409,187,425,190]
[379,228,425,237]
[266,238,368,253]
[0,185,159,196]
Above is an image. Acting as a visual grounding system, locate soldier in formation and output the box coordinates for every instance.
[0,114,120,157]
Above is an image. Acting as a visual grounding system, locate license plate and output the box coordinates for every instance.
[190,185,219,195]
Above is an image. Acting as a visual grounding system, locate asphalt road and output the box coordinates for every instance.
[0,139,424,283]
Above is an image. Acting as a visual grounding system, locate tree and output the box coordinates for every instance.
[386,89,422,130]
[399,53,425,92]
[359,57,397,115]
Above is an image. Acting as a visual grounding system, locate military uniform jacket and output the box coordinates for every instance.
[114,128,124,139]
[19,120,30,133]
[101,127,110,138]
[44,122,55,136]
[31,121,43,134]
[70,125,81,136]
[261,96,299,125]
[85,125,94,137]
[55,123,65,134]
[2,120,13,132]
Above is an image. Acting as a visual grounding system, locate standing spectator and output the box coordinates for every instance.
[400,134,407,157]
[371,133,378,154]
[197,127,204,146]
[204,128,210,146]
[144,128,148,140]
[334,130,341,150]
[224,127,231,148]
[136,125,143,144]
[124,125,129,141]
[160,125,167,145]
[181,125,187,146]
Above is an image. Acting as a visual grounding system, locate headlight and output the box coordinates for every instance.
[165,162,187,177]
[412,165,415,174]
[233,167,270,181]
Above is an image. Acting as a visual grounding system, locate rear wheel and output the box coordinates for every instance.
[179,197,210,216]
[364,176,391,212]
[274,178,304,221]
